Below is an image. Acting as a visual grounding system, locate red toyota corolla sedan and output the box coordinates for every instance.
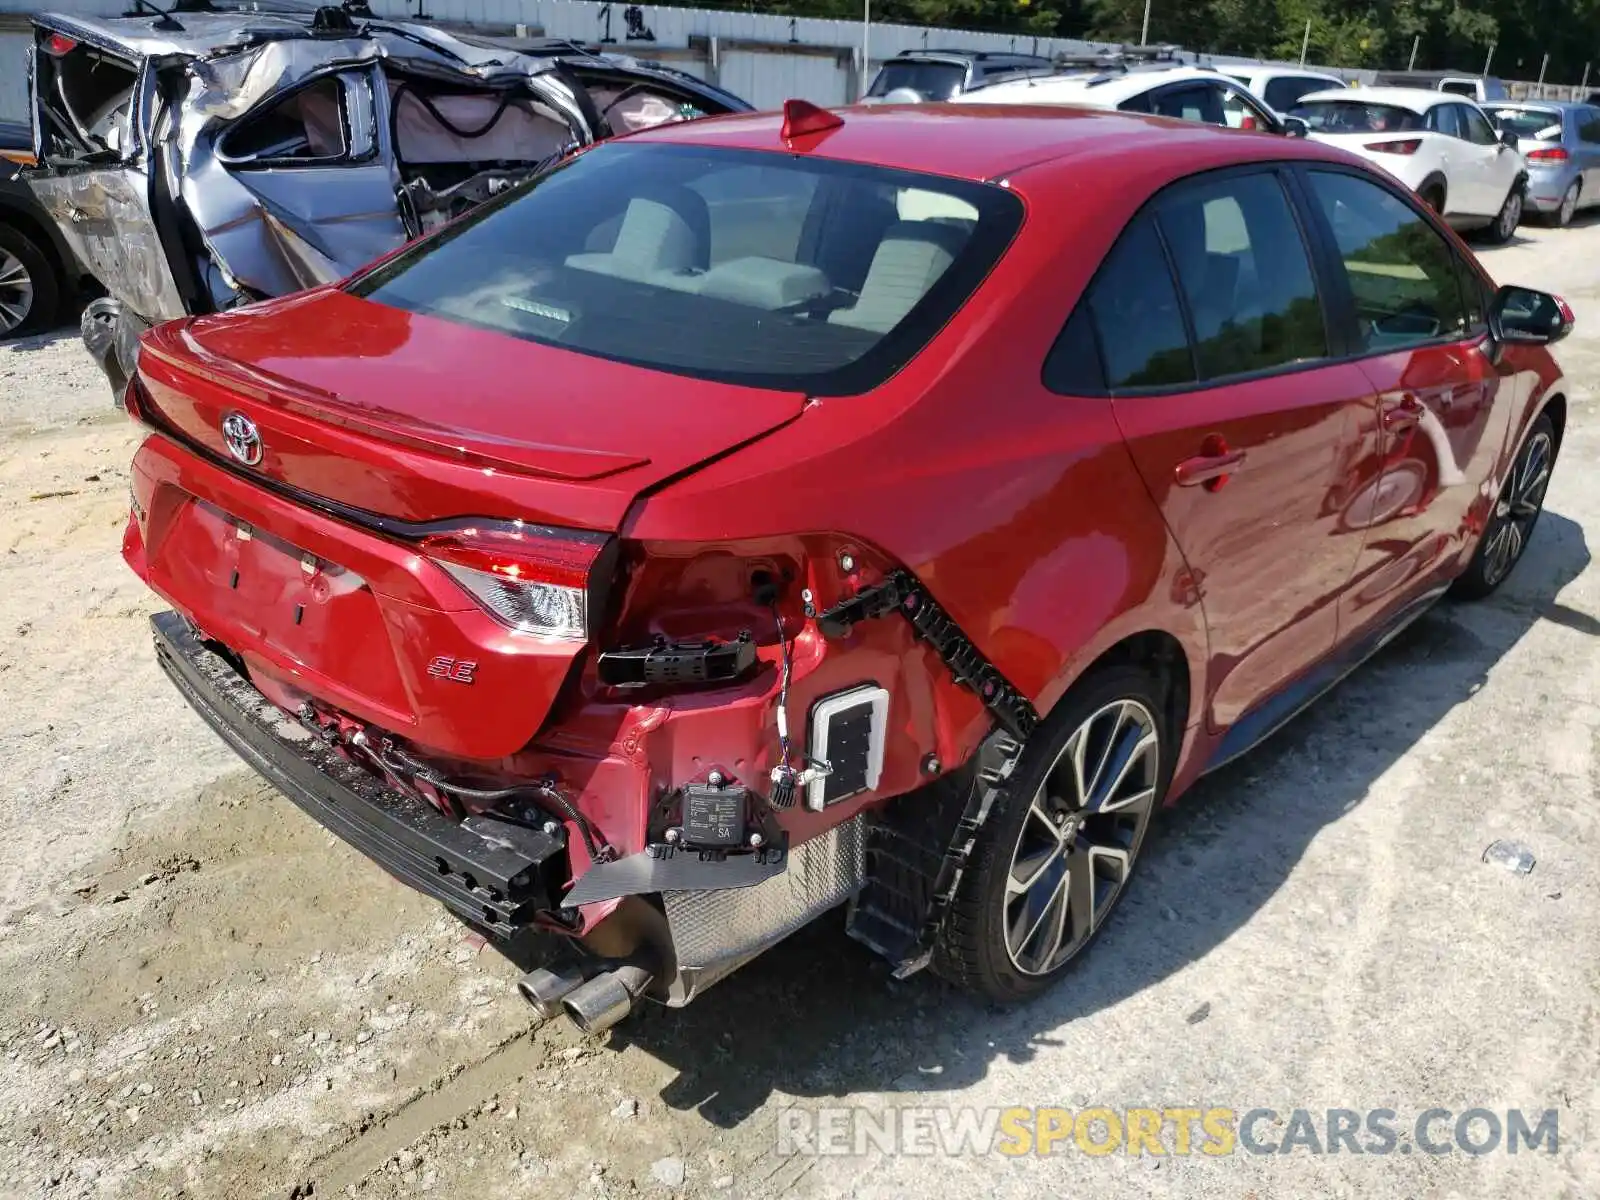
[121,100,1572,1033]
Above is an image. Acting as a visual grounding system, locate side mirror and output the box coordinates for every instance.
[1499,128,1519,149]
[1488,284,1574,347]
[1281,115,1310,138]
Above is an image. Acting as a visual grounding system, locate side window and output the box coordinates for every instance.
[1427,105,1464,139]
[1578,113,1600,143]
[1220,84,1269,131]
[219,76,350,163]
[1460,104,1499,146]
[1077,216,1196,390]
[1306,170,1472,352]
[1155,172,1328,379]
[1118,90,1154,114]
[1264,76,1328,114]
[1150,84,1225,126]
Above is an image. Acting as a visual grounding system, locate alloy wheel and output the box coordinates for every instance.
[1559,183,1579,227]
[1003,698,1160,976]
[1497,190,1523,241]
[1481,429,1553,588]
[0,249,35,336]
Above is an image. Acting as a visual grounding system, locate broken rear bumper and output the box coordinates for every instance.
[151,610,565,938]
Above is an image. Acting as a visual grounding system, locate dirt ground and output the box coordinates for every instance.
[2,221,1598,1200]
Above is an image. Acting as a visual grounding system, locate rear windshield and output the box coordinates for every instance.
[1489,106,1563,139]
[1290,100,1425,133]
[867,61,965,101]
[350,141,1023,395]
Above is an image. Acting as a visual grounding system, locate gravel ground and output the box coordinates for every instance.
[1,222,1598,1200]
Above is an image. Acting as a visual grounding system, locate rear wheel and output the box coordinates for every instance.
[1454,414,1556,599]
[0,223,58,339]
[1482,184,1524,245]
[1420,184,1446,214]
[934,665,1169,1002]
[1551,181,1580,227]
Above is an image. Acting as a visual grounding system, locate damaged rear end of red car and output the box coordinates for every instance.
[120,115,1041,1031]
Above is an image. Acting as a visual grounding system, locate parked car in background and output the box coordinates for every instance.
[863,48,1056,102]
[119,100,1570,1029]
[0,120,92,338]
[1223,65,1346,115]
[954,64,1306,136]
[1486,101,1600,226]
[24,2,750,396]
[1372,70,1508,104]
[1291,87,1527,241]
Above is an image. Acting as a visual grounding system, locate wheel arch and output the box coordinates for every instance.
[1416,171,1448,209]
[1541,390,1567,455]
[0,200,72,284]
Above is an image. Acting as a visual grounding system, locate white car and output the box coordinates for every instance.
[952,65,1298,136]
[1222,66,1346,116]
[1291,87,1528,242]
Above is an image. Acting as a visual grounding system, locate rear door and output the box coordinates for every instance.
[189,67,408,298]
[1442,102,1504,215]
[1576,109,1600,198]
[25,21,189,320]
[1298,166,1514,632]
[1085,167,1379,729]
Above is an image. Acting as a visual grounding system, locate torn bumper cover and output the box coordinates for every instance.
[151,610,565,937]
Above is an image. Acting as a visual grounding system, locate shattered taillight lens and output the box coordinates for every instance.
[419,520,606,642]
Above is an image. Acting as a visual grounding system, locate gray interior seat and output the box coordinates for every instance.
[828,220,967,333]
[566,186,709,290]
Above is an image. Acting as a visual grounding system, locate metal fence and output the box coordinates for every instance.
[0,0,1588,121]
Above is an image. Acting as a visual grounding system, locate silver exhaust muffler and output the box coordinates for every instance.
[561,962,654,1035]
[516,964,587,1021]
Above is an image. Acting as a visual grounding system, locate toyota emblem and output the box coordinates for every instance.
[221,412,263,466]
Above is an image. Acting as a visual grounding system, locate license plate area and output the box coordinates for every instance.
[157,498,411,718]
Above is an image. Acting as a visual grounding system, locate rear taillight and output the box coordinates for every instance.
[1366,138,1421,155]
[1528,146,1569,162]
[419,521,606,642]
[43,33,78,56]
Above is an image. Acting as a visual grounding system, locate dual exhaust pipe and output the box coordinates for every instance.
[517,960,654,1034]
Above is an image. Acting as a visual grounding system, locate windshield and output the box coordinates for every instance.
[866,61,965,101]
[1489,106,1563,139]
[1290,100,1425,134]
[350,142,1023,395]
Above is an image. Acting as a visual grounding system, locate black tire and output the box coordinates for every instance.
[1420,184,1446,215]
[1454,413,1556,599]
[81,297,130,402]
[0,221,60,339]
[1548,181,1580,228]
[933,664,1172,1003]
[1480,182,1524,245]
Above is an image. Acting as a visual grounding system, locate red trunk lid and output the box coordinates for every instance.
[126,287,804,760]
[136,287,805,531]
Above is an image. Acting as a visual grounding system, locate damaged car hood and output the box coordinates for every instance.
[25,4,749,326]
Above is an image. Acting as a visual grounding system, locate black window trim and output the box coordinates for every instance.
[1041,157,1495,399]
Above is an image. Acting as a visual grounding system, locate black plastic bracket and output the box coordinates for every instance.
[597,632,756,688]
[817,569,1039,743]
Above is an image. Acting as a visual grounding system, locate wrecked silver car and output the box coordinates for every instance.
[24,0,750,393]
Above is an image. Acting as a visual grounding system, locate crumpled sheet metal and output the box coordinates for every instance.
[164,26,593,313]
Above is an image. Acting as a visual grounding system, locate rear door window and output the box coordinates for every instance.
[1305,170,1472,352]
[1458,104,1500,146]
[1154,171,1328,379]
[1426,105,1465,139]
[219,76,352,163]
[1071,216,1196,391]
[1147,84,1226,125]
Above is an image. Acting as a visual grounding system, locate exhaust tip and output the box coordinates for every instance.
[516,964,587,1021]
[561,963,654,1035]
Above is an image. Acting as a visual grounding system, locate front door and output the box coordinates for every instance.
[1298,167,1514,634]
[1091,168,1374,729]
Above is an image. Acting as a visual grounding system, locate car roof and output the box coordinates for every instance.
[1227,66,1342,81]
[628,102,1361,185]
[950,65,1226,108]
[1296,86,1466,112]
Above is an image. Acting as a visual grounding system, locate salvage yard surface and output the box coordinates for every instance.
[3,222,1599,1200]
